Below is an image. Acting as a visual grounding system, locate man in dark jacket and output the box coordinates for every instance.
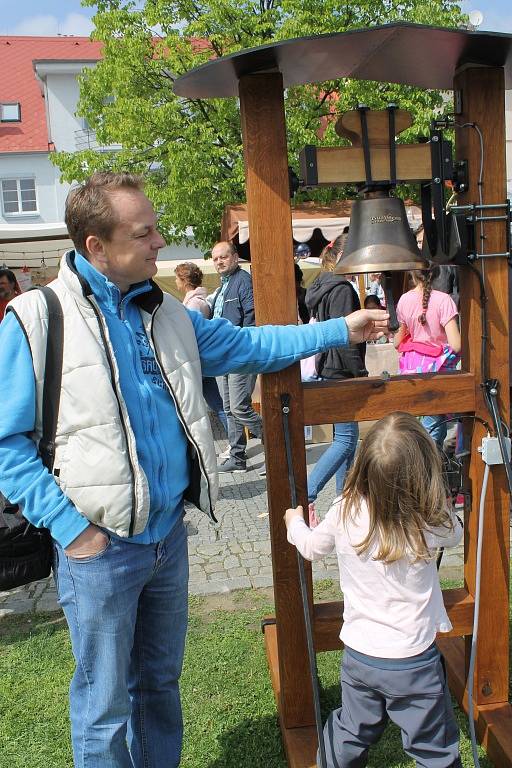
[211,241,263,472]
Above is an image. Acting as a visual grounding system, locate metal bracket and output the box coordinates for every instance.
[449,201,512,264]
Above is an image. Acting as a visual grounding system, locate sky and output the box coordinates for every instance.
[0,0,511,36]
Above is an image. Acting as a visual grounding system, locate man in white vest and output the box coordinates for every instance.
[0,172,388,768]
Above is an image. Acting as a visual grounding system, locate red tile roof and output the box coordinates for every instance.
[0,36,102,154]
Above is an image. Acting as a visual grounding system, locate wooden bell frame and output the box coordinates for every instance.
[176,25,511,767]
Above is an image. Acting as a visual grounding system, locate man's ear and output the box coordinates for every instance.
[84,234,105,261]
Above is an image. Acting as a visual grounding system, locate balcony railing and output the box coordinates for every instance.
[74,128,122,152]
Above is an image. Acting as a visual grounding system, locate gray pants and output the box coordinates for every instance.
[321,647,461,768]
[217,373,262,463]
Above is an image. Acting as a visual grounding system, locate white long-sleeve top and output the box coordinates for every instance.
[287,498,463,658]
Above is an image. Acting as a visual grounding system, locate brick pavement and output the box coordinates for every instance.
[0,417,466,617]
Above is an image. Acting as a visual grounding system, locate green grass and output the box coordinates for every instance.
[0,586,502,768]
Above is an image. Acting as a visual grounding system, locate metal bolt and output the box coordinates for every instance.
[434,178,441,184]
[490,388,498,396]
[432,135,439,142]
[282,406,290,414]
[481,681,493,697]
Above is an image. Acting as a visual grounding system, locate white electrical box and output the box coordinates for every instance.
[481,436,511,465]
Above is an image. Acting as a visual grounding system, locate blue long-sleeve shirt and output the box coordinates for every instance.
[0,253,349,547]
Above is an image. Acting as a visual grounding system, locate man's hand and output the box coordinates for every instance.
[345,309,390,344]
[65,525,109,559]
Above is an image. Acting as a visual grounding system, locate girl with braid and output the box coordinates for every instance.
[394,266,461,448]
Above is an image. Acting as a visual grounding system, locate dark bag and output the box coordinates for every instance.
[0,286,63,590]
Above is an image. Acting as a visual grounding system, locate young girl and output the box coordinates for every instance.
[394,267,461,448]
[285,412,463,768]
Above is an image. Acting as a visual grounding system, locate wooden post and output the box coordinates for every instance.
[239,72,315,729]
[454,67,510,705]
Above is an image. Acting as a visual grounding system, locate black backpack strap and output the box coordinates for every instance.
[37,286,64,472]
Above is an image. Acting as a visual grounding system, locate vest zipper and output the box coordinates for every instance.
[87,295,138,536]
[148,306,215,521]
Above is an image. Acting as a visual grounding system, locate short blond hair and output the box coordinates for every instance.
[65,171,144,257]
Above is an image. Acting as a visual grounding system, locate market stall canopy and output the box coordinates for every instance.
[222,201,423,245]
[0,222,71,269]
[174,22,512,98]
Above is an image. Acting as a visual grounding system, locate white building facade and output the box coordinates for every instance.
[0,36,202,272]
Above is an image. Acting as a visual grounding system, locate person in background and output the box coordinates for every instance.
[294,262,309,325]
[305,234,366,522]
[174,261,227,433]
[367,272,385,304]
[394,266,461,448]
[346,274,361,302]
[0,268,20,321]
[416,224,459,307]
[294,242,311,262]
[363,295,389,345]
[285,412,463,768]
[363,294,383,311]
[211,241,263,473]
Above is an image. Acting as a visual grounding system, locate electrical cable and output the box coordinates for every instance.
[280,392,327,768]
[467,461,490,768]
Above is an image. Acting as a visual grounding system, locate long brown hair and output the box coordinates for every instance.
[340,412,452,563]
[320,232,348,273]
[410,265,440,325]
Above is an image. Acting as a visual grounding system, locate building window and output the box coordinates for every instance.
[1,178,37,215]
[0,102,21,122]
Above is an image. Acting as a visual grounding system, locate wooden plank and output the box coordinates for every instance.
[438,637,512,767]
[314,144,432,184]
[302,372,476,425]
[264,622,320,768]
[239,72,315,730]
[313,589,475,652]
[455,66,510,707]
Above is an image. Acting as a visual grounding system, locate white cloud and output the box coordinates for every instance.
[10,13,94,37]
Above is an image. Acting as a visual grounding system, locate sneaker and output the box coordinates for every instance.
[219,446,231,460]
[218,457,247,473]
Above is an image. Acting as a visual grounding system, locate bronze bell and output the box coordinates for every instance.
[335,194,428,275]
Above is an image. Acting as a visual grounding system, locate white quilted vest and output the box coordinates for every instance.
[9,253,218,537]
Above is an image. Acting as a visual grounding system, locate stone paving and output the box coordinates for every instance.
[0,417,466,617]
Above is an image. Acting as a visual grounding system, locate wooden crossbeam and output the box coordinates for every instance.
[311,589,475,652]
[302,371,476,425]
[300,144,432,186]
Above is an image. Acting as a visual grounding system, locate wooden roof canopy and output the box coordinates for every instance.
[175,23,512,768]
[174,22,512,96]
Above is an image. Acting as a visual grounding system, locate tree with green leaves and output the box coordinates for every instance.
[54,0,466,250]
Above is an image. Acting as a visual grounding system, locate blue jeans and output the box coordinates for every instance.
[202,376,228,432]
[54,519,189,768]
[308,422,359,503]
[421,415,447,449]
